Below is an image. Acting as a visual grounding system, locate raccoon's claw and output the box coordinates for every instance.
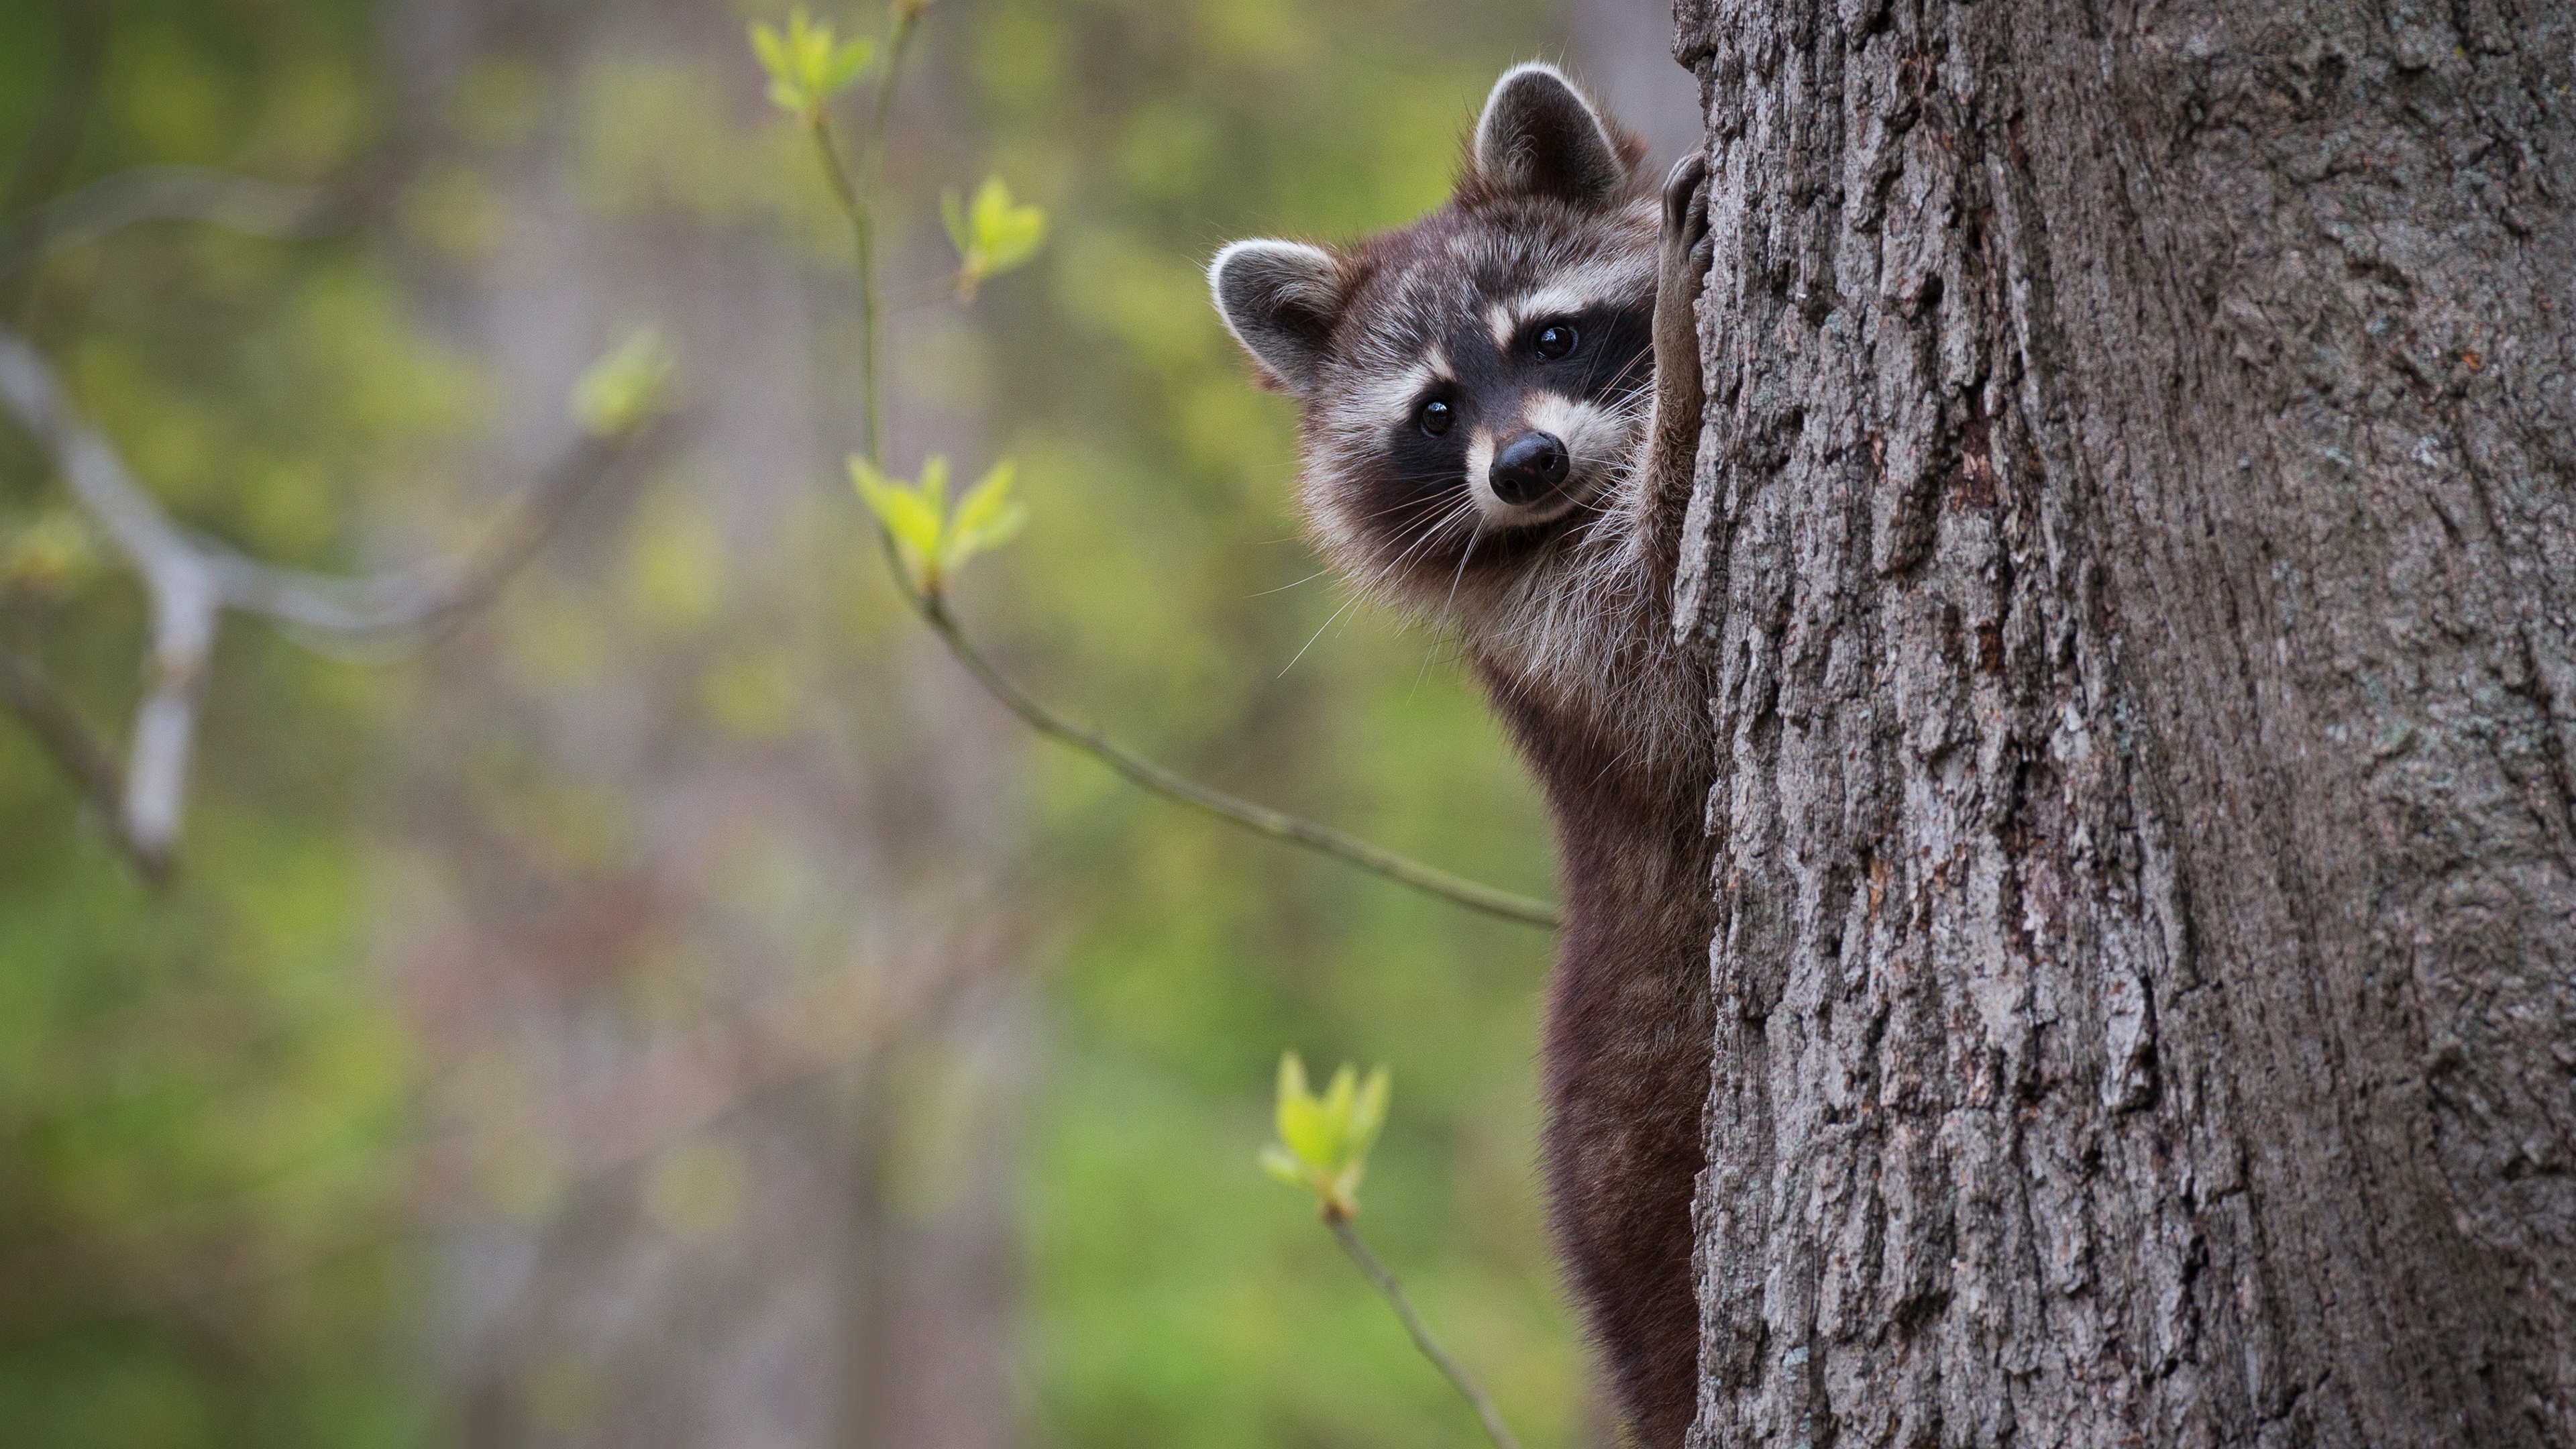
[1660,152,1709,255]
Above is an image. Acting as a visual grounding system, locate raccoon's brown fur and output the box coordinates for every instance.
[1212,64,1716,1447]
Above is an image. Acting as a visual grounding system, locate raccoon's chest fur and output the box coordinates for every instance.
[1450,500,1709,795]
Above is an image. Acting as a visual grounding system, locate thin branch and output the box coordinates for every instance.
[0,167,333,278]
[0,642,168,880]
[207,431,642,645]
[1326,1213,1524,1449]
[0,334,204,575]
[0,328,657,869]
[126,572,219,862]
[855,1,924,466]
[922,594,1560,927]
[0,0,111,315]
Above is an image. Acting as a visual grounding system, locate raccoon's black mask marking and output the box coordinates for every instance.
[1360,211,1658,553]
[1210,64,1659,599]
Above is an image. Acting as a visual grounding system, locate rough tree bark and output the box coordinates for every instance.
[1672,1,2576,1444]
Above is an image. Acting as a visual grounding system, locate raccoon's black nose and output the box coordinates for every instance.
[1490,431,1570,506]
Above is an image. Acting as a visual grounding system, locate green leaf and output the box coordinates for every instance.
[1279,1088,1332,1169]
[1348,1065,1391,1162]
[969,176,1046,272]
[749,21,789,81]
[571,326,678,437]
[942,459,1025,570]
[848,455,941,592]
[1258,1145,1309,1190]
[820,36,876,94]
[878,488,941,560]
[917,454,950,521]
[1322,1063,1357,1132]
[947,176,1046,301]
[750,8,869,119]
[1275,1053,1310,1146]
[950,459,1014,537]
[786,9,822,63]
[1263,1051,1394,1217]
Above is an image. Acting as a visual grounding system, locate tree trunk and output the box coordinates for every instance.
[1672,1,2576,1443]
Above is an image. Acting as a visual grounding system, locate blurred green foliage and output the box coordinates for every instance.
[0,0,1587,1444]
[1,3,435,1444]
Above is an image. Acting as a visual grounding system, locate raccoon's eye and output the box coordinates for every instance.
[1534,323,1579,360]
[1418,398,1454,436]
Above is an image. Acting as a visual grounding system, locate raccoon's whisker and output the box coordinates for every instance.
[1340,478,1472,528]
[1597,345,1656,397]
[1379,497,1479,585]
[1281,592,1362,676]
[1248,568,1336,598]
[1381,504,1457,568]
[1360,494,1478,600]
[1439,517,1486,623]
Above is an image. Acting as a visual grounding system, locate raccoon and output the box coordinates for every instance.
[1211,63,1717,1448]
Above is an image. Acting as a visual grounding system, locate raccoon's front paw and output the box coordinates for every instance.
[1658,152,1711,302]
[1654,153,1711,392]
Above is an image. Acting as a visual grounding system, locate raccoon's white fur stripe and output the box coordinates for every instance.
[1484,254,1657,350]
[1353,351,1452,427]
[1519,393,1625,482]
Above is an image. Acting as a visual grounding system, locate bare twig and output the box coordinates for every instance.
[0,643,168,880]
[1326,1212,1524,1449]
[921,595,1560,926]
[0,167,333,278]
[0,0,111,315]
[205,431,639,645]
[0,329,656,870]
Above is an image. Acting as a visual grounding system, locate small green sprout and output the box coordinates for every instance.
[940,177,1047,302]
[749,8,875,125]
[572,327,678,439]
[849,454,1025,598]
[1260,1052,1391,1222]
[1256,1051,1522,1447]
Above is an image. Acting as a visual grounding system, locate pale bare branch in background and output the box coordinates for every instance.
[0,642,161,876]
[0,328,659,874]
[0,166,333,277]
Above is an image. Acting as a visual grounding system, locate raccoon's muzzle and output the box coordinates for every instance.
[1489,429,1570,505]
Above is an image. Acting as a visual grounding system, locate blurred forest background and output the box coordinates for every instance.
[0,1,1696,1445]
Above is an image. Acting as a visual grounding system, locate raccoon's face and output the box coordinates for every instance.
[1211,63,1657,614]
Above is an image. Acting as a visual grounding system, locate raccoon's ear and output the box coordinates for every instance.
[1470,62,1635,210]
[1209,239,1348,396]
